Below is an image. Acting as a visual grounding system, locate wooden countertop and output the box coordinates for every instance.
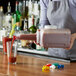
[0,52,76,76]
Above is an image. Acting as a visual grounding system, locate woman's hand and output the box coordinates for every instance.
[65,33,76,50]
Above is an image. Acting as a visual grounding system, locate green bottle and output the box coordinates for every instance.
[12,1,22,31]
[28,15,37,49]
[29,15,37,33]
[9,1,22,38]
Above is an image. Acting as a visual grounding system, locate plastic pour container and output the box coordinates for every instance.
[37,29,71,48]
[14,29,72,49]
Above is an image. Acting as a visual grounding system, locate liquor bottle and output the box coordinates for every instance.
[25,0,29,19]
[6,2,12,15]
[9,1,22,38]
[0,6,4,30]
[28,0,33,16]
[29,15,37,33]
[5,2,12,33]
[22,0,26,19]
[23,18,28,31]
[19,1,23,15]
[28,15,37,49]
[12,1,22,28]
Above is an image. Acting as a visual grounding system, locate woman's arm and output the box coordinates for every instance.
[40,0,50,29]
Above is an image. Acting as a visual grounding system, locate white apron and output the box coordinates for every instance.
[47,0,76,60]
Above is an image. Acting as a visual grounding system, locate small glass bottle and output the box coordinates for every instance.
[0,6,4,30]
[5,2,12,33]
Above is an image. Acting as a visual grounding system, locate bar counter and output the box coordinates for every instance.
[0,51,76,76]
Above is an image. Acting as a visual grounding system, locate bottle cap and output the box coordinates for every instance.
[0,6,3,12]
[16,1,19,5]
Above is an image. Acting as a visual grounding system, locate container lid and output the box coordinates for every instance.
[44,25,57,29]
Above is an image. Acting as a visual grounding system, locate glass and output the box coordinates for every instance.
[2,37,12,54]
[7,41,18,64]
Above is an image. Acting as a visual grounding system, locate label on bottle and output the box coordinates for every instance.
[28,17,32,28]
[36,29,40,44]
[5,15,12,25]
[0,30,7,41]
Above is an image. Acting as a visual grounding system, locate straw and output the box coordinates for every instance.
[10,36,16,57]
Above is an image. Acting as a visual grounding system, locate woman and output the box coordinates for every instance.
[40,0,76,60]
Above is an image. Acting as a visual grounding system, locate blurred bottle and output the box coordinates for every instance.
[29,15,37,33]
[29,15,37,49]
[23,18,28,31]
[25,0,29,19]
[19,1,23,15]
[22,0,26,19]
[12,1,22,29]
[28,0,33,16]
[28,0,33,29]
[6,2,12,16]
[5,2,12,34]
[0,6,8,42]
[34,1,40,29]
[0,6,4,30]
[9,1,22,38]
[33,1,39,17]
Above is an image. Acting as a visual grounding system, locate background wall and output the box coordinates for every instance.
[0,0,15,13]
[0,0,39,13]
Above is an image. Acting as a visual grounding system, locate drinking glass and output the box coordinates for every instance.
[2,37,12,54]
[7,41,18,64]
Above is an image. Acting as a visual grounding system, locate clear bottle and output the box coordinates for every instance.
[28,0,33,16]
[22,0,26,19]
[5,2,12,33]
[0,6,4,30]
[6,2,12,15]
[23,18,28,31]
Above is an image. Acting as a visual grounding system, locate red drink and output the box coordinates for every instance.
[2,37,12,54]
[7,36,17,64]
[16,34,36,41]
[9,57,16,63]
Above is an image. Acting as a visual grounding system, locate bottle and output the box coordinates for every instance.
[22,0,26,19]
[28,15,37,49]
[0,6,4,30]
[23,18,28,31]
[36,29,43,51]
[19,1,23,15]
[28,0,33,16]
[25,0,29,19]
[28,0,33,29]
[12,1,22,29]
[5,2,12,33]
[10,1,22,38]
[33,1,39,16]
[29,15,37,33]
[6,2,12,15]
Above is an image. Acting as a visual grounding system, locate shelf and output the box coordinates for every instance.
[0,44,71,62]
[0,44,48,55]
[17,47,48,55]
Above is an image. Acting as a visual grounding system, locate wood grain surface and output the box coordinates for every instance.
[0,52,75,76]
